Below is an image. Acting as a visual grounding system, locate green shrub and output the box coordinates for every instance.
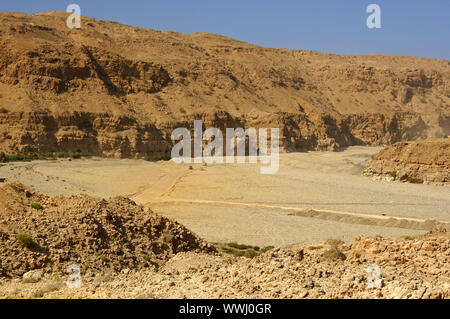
[31,202,44,210]
[69,152,82,159]
[1,151,89,162]
[308,245,323,250]
[99,254,109,262]
[222,247,245,257]
[243,249,259,258]
[17,233,34,248]
[227,242,260,251]
[220,243,273,258]
[260,246,275,253]
[390,170,397,180]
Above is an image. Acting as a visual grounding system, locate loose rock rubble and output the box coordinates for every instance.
[0,181,448,299]
[364,139,450,185]
[0,181,215,278]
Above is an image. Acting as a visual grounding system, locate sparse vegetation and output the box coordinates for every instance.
[99,254,109,262]
[31,202,44,210]
[308,245,323,250]
[391,170,397,180]
[1,151,89,163]
[243,249,259,258]
[142,254,150,261]
[222,246,245,257]
[17,233,35,248]
[227,242,260,251]
[217,242,274,259]
[260,246,275,253]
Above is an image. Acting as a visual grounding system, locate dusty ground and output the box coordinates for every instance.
[1,146,449,247]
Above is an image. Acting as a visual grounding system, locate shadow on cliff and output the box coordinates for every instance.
[81,45,123,97]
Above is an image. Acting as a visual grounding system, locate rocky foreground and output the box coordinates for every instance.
[0,181,449,299]
[0,181,215,278]
[364,138,450,185]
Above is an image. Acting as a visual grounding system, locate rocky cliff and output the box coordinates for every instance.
[0,12,449,158]
[363,138,450,185]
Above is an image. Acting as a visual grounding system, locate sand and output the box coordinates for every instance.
[1,146,449,246]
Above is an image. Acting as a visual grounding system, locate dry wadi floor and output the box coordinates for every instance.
[1,146,449,247]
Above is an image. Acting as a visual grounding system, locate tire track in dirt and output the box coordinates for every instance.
[130,168,192,203]
[130,164,449,234]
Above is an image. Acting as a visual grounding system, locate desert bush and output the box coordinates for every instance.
[220,243,273,258]
[243,249,259,258]
[31,202,44,210]
[260,246,275,253]
[69,152,82,159]
[228,242,259,251]
[222,247,245,257]
[2,151,89,162]
[17,233,34,248]
[391,170,397,180]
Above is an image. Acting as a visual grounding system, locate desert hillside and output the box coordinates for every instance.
[0,11,449,159]
[364,138,450,185]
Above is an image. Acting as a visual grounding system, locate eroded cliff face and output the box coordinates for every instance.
[0,12,448,159]
[0,110,430,159]
[363,139,450,185]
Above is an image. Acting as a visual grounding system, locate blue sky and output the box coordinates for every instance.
[1,0,449,59]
